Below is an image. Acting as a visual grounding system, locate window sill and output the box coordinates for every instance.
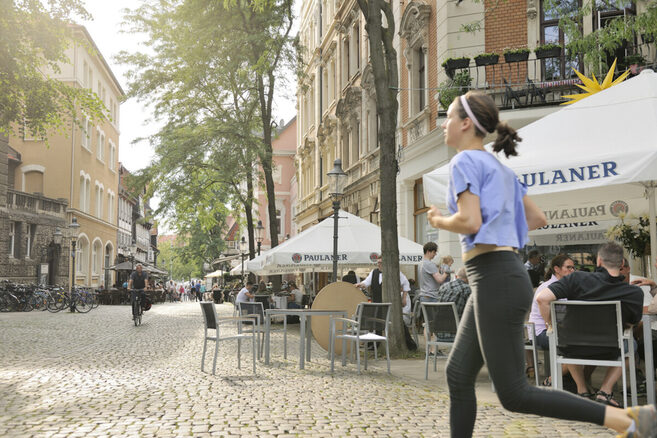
[82,145,92,154]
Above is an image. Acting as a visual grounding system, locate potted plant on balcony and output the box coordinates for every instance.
[442,56,471,76]
[474,52,499,66]
[534,43,562,59]
[438,70,472,110]
[503,48,531,63]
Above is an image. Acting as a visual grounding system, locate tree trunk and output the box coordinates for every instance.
[258,71,281,291]
[357,0,406,354]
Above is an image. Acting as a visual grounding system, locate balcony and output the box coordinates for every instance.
[6,189,67,218]
[439,55,656,113]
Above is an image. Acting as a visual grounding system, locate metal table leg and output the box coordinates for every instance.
[265,313,271,365]
[299,315,306,369]
[644,314,655,405]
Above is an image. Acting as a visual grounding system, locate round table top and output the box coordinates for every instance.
[311,281,367,354]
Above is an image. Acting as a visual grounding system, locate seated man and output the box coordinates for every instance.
[436,267,471,319]
[287,282,304,309]
[537,242,643,407]
[235,280,255,305]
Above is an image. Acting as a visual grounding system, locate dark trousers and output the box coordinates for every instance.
[445,251,605,438]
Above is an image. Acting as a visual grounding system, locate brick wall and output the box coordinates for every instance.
[485,0,528,85]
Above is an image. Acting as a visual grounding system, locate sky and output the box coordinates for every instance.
[79,0,298,174]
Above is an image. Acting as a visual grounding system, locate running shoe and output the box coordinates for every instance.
[618,405,657,438]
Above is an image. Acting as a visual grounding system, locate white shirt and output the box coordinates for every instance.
[290,288,303,305]
[361,270,411,292]
[236,287,253,304]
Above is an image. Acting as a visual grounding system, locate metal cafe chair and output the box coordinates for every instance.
[329,302,392,374]
[421,302,460,380]
[549,300,637,407]
[199,302,256,375]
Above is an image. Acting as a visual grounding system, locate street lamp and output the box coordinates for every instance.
[239,236,248,283]
[255,220,265,256]
[327,158,347,282]
[68,217,80,312]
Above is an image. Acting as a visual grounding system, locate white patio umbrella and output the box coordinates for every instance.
[247,210,424,275]
[423,69,657,279]
[229,260,249,276]
[204,269,224,278]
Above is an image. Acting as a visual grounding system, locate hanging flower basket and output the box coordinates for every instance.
[474,53,499,67]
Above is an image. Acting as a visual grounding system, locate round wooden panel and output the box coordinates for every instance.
[311,281,367,354]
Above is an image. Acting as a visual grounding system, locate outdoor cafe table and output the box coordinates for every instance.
[264,309,347,370]
[643,313,657,405]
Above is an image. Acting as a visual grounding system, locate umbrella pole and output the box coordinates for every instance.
[649,186,657,282]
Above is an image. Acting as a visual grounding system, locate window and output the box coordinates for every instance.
[97,132,105,162]
[107,191,115,222]
[351,124,360,162]
[95,183,104,218]
[342,37,350,85]
[92,240,102,275]
[9,222,16,257]
[341,128,350,169]
[88,66,93,90]
[77,236,89,277]
[25,224,36,259]
[417,49,426,112]
[595,0,636,67]
[97,80,101,98]
[79,173,91,213]
[24,170,44,193]
[82,116,92,150]
[108,141,116,170]
[413,179,436,243]
[540,0,582,80]
[275,209,282,236]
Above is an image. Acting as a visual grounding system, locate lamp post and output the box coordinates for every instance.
[239,236,248,283]
[68,217,80,312]
[255,220,264,256]
[327,158,347,282]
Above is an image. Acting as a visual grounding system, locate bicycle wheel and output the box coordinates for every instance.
[47,294,63,312]
[75,293,92,313]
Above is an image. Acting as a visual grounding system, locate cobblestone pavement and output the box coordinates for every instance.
[1,302,615,437]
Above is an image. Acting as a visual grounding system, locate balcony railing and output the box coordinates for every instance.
[441,56,656,112]
[6,189,68,217]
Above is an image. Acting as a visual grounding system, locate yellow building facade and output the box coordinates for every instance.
[9,25,123,287]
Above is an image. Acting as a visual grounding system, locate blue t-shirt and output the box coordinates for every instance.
[446,150,529,253]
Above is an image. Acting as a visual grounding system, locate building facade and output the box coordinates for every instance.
[296,0,654,272]
[256,117,298,253]
[8,25,123,287]
[296,0,381,233]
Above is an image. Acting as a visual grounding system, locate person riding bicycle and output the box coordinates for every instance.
[128,263,149,312]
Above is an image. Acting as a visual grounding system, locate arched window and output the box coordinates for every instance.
[24,170,44,193]
[92,239,102,275]
[77,235,89,280]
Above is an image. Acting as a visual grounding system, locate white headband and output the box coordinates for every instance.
[459,95,488,135]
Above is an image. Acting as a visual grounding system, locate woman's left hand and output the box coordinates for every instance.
[427,205,443,228]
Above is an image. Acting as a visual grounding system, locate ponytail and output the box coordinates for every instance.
[492,121,521,158]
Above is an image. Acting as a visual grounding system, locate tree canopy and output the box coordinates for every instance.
[0,0,106,139]
[118,0,295,267]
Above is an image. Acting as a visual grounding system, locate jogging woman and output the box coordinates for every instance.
[427,91,656,438]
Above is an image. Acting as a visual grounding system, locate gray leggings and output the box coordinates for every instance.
[445,251,606,437]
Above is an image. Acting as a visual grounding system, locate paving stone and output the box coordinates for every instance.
[0,302,615,437]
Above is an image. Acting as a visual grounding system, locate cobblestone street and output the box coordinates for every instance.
[1,302,615,437]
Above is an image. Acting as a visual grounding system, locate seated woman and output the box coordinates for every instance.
[526,254,576,382]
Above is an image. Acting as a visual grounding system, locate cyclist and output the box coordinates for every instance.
[128,263,148,320]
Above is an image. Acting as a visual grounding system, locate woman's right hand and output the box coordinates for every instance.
[427,205,443,228]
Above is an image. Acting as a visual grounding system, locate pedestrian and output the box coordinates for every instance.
[427,91,655,437]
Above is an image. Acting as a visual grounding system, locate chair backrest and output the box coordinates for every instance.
[551,300,622,350]
[421,302,459,338]
[238,301,265,322]
[254,295,271,310]
[357,302,391,333]
[200,302,218,330]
